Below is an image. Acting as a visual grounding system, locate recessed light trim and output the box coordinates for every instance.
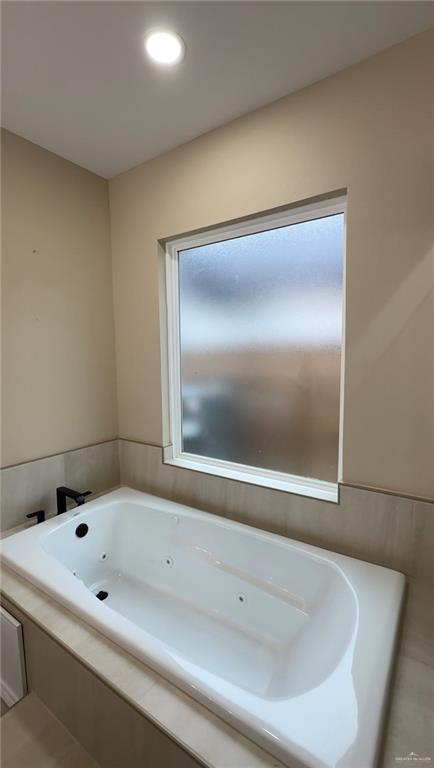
[144,30,185,66]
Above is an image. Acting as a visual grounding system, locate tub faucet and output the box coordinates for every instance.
[56,486,92,515]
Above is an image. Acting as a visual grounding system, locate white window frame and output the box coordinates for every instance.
[163,195,346,503]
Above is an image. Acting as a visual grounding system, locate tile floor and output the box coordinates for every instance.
[0,693,99,768]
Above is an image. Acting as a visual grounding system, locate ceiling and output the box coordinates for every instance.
[2,1,432,178]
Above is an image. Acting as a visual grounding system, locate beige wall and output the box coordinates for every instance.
[1,130,118,466]
[109,31,433,500]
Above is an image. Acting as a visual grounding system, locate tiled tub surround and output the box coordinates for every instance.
[0,438,432,765]
[0,440,119,532]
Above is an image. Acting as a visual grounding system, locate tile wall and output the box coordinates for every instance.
[0,440,119,531]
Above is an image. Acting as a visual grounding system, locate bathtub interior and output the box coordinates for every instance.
[42,501,357,698]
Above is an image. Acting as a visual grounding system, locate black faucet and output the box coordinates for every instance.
[56,486,92,515]
[26,510,46,524]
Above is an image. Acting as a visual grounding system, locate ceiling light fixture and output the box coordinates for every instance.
[144,30,185,66]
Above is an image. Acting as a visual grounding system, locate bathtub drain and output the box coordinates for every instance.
[75,523,88,538]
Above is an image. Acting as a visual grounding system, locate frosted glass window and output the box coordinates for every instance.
[177,213,344,482]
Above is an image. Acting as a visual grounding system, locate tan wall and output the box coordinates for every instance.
[109,31,433,500]
[1,130,118,466]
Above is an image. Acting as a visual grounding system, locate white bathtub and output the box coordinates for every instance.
[0,488,404,767]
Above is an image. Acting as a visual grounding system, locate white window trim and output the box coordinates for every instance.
[163,196,347,504]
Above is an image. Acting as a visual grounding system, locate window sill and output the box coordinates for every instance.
[163,449,339,503]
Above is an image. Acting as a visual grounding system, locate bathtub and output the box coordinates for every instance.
[0,488,404,767]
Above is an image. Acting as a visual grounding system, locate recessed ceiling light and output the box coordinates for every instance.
[144,30,185,66]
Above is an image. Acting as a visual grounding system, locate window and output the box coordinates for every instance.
[164,197,345,502]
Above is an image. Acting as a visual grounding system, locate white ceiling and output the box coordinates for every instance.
[2,1,432,178]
